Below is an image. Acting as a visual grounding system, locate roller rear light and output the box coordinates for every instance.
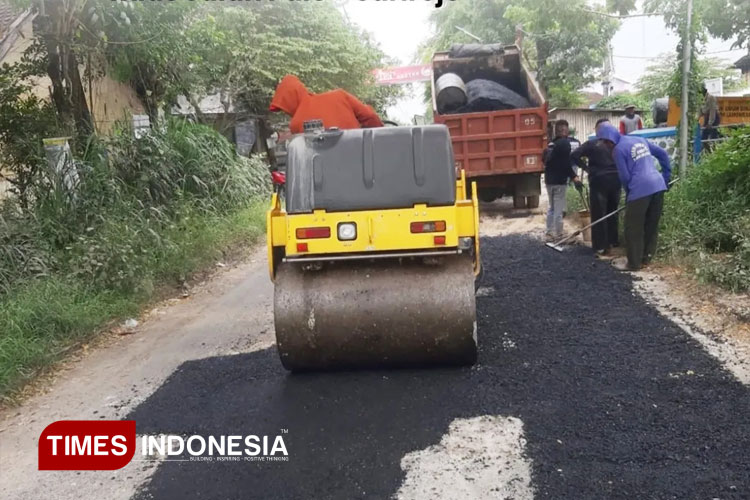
[296,227,331,239]
[410,221,446,233]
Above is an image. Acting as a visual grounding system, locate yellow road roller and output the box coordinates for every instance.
[266,123,481,371]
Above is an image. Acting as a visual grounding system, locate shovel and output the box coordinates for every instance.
[546,178,678,252]
[578,184,590,211]
[545,205,625,252]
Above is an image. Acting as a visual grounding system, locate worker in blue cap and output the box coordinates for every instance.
[596,123,671,271]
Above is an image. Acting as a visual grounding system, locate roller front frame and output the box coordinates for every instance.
[267,173,481,278]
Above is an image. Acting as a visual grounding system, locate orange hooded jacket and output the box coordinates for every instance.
[269,75,383,134]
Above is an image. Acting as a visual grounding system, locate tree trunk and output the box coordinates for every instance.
[36,0,93,140]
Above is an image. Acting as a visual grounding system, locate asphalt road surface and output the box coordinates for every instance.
[127,234,750,499]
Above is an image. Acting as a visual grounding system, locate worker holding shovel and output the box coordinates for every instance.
[596,123,671,271]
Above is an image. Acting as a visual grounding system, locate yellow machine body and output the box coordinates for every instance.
[267,170,480,278]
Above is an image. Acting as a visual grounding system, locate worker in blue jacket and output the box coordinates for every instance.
[596,123,671,271]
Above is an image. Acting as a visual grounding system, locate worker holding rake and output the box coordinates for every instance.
[596,124,671,271]
[571,118,622,256]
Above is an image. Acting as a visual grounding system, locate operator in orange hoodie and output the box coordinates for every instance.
[269,75,384,134]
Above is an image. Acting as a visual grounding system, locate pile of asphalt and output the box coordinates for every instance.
[130,235,750,499]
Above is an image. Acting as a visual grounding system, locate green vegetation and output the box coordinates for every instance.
[661,127,750,292]
[0,121,270,397]
[548,84,587,108]
[635,55,745,103]
[421,0,620,103]
[9,0,399,142]
[595,93,654,127]
[101,0,400,121]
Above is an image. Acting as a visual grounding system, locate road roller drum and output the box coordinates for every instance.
[274,255,477,371]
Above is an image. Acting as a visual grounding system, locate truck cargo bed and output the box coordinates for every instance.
[431,44,547,205]
[432,44,547,178]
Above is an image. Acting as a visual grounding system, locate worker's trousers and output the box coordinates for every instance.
[589,174,621,252]
[545,184,567,237]
[624,191,664,270]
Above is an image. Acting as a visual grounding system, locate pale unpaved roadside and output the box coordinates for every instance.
[634,268,750,384]
[397,416,534,499]
[0,246,275,500]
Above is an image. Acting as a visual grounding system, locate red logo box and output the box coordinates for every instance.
[38,420,136,470]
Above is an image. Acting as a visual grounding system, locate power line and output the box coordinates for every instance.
[581,9,664,19]
[615,48,745,60]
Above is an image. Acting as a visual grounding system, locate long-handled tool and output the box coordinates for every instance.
[576,172,590,211]
[545,205,624,252]
[546,178,678,252]
[577,185,590,211]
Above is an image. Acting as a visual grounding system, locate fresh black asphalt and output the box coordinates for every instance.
[129,234,750,499]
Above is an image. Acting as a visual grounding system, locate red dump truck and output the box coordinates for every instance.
[432,44,547,208]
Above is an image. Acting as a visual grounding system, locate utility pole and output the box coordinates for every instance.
[602,44,614,97]
[679,0,693,177]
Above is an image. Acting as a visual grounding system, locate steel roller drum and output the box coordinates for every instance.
[274,255,477,371]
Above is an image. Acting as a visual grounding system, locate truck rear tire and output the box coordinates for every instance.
[513,195,526,209]
[526,195,540,209]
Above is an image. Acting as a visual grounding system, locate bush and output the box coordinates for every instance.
[660,127,750,291]
[0,64,60,207]
[0,120,270,397]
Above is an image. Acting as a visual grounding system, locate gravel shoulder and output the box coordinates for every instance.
[0,246,274,500]
[482,194,750,386]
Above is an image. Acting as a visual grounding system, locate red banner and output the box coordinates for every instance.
[39,420,136,470]
[372,65,432,85]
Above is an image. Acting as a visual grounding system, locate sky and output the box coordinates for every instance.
[337,0,747,123]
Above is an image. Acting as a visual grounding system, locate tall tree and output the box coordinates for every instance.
[703,0,750,50]
[422,0,620,102]
[103,1,399,121]
[26,0,93,138]
[12,1,398,134]
[636,53,745,101]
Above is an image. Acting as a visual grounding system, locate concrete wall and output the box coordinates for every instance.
[1,13,145,134]
[1,12,146,199]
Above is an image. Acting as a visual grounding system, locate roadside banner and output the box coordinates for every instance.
[667,96,750,126]
[372,65,432,85]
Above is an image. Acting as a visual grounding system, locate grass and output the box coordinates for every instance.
[0,200,267,400]
[0,279,138,393]
[152,201,267,284]
[660,127,750,292]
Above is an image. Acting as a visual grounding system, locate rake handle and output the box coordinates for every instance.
[554,178,679,247]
